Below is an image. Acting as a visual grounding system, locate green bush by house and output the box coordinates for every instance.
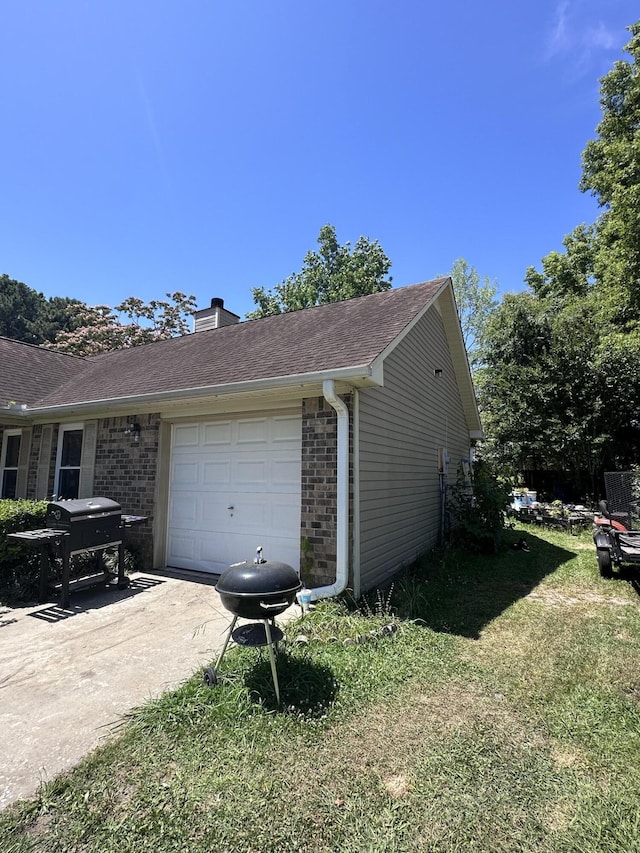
[0,499,48,604]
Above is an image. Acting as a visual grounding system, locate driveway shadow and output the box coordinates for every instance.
[27,575,167,623]
[392,529,577,640]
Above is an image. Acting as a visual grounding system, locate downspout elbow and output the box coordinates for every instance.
[309,379,349,601]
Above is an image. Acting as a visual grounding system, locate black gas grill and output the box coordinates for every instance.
[7,497,147,608]
[45,497,123,551]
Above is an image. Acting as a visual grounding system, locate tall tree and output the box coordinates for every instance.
[580,21,640,312]
[48,292,197,356]
[247,224,392,318]
[479,20,640,495]
[0,274,48,343]
[448,258,497,373]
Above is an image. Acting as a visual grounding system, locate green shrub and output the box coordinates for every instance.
[0,499,48,604]
[446,460,512,554]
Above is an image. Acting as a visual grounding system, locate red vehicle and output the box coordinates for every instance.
[593,500,640,578]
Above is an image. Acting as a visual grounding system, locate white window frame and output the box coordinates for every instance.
[1,429,22,499]
[54,423,84,499]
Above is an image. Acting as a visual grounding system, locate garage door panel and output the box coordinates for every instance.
[235,499,268,529]
[167,534,196,561]
[235,458,267,486]
[173,425,200,447]
[203,422,232,446]
[169,496,198,522]
[168,414,301,574]
[237,418,268,444]
[272,415,301,442]
[200,497,234,530]
[203,459,231,485]
[172,461,199,485]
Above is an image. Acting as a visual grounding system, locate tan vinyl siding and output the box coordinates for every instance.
[358,306,470,592]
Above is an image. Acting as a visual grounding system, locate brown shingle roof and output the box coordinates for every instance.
[0,337,86,408]
[6,280,448,410]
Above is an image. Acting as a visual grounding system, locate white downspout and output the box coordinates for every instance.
[309,379,350,601]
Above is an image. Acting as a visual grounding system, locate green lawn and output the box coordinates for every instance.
[3,525,640,853]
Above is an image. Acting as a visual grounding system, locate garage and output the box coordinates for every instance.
[167,413,302,574]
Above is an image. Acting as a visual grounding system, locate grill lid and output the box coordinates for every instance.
[216,548,301,598]
[46,497,122,524]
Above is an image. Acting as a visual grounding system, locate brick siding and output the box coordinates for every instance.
[93,414,159,568]
[300,395,353,588]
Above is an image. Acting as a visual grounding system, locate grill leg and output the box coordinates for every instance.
[61,549,70,609]
[263,619,281,706]
[214,614,239,671]
[38,545,50,603]
[116,542,129,589]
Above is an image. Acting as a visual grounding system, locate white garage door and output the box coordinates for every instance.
[167,414,301,574]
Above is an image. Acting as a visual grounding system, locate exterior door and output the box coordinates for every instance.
[167,413,302,573]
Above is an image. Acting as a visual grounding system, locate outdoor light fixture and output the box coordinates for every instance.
[124,422,141,442]
[434,368,443,378]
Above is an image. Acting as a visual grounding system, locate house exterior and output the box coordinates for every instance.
[0,279,482,598]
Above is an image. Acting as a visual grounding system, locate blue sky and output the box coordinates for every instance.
[2,1,637,321]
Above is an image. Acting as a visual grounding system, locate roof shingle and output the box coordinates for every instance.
[4,280,447,409]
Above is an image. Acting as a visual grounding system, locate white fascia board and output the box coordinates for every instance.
[368,279,449,379]
[367,278,482,434]
[20,363,382,420]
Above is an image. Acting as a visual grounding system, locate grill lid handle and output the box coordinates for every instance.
[254,546,266,564]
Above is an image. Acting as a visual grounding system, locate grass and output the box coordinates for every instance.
[2,523,640,852]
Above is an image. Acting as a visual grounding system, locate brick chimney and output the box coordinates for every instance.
[194,298,241,332]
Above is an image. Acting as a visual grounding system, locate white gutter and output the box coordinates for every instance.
[14,364,381,419]
[309,379,350,602]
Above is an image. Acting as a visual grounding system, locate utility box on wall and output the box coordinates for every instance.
[437,447,450,474]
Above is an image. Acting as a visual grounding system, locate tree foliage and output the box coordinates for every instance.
[1,273,196,356]
[580,22,640,311]
[247,224,392,318]
[0,275,91,345]
[479,21,640,496]
[448,258,498,373]
[0,274,48,343]
[47,292,197,356]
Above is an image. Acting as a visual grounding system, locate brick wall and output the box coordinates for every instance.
[300,394,352,588]
[93,414,159,568]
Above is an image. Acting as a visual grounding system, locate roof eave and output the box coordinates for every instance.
[18,364,381,419]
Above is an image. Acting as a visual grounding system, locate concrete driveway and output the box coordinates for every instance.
[0,570,297,809]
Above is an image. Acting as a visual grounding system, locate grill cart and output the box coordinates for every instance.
[7,498,147,607]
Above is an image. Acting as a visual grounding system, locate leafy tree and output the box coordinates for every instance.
[39,296,91,344]
[448,258,498,373]
[48,292,197,356]
[1,276,95,345]
[247,224,392,318]
[0,274,48,343]
[479,20,640,497]
[580,21,640,311]
[524,224,595,301]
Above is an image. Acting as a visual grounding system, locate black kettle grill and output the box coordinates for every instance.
[205,547,302,703]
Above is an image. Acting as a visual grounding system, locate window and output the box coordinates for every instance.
[55,425,84,499]
[1,430,21,499]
